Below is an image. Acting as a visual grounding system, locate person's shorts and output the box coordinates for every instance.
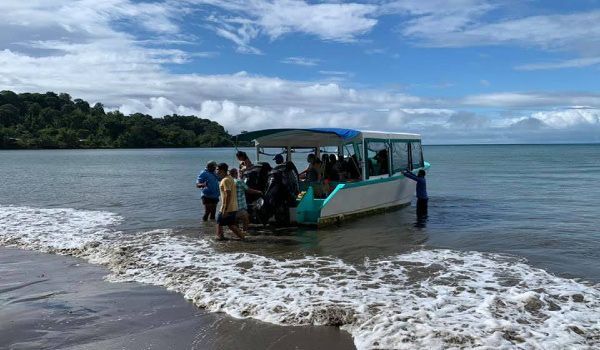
[202,197,219,205]
[217,212,236,226]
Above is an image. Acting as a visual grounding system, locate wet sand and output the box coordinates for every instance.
[0,247,355,350]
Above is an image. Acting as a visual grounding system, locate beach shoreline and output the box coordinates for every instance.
[0,247,355,350]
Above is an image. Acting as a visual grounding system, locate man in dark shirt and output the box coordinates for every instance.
[403,169,428,217]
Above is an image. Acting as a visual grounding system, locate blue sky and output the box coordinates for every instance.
[1,0,600,143]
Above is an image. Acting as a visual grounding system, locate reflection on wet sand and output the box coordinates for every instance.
[0,247,355,350]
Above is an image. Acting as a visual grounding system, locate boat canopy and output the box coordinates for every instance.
[235,128,420,147]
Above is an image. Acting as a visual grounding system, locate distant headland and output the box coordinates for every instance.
[0,90,237,149]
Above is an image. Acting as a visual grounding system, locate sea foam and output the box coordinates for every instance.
[1,205,599,349]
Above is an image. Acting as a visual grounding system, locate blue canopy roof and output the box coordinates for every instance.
[307,128,360,140]
[235,128,360,142]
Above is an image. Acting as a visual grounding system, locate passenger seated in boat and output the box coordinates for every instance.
[345,154,361,180]
[308,158,327,197]
[368,150,389,177]
[321,153,329,179]
[307,158,321,182]
[299,153,316,180]
[376,149,389,175]
[326,154,341,181]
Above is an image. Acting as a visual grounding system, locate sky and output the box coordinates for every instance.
[1,0,600,144]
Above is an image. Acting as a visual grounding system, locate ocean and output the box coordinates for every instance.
[1,145,599,349]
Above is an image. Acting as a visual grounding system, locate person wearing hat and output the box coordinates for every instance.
[273,153,284,165]
[196,160,220,221]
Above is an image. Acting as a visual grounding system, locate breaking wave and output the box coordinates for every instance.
[1,205,599,349]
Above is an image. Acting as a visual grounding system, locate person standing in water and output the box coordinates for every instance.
[229,168,262,232]
[215,163,245,240]
[403,169,428,217]
[196,160,219,221]
[236,151,253,177]
[274,154,300,196]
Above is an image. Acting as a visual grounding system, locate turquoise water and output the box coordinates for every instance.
[1,145,599,348]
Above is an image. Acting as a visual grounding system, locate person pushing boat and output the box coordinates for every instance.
[403,169,428,217]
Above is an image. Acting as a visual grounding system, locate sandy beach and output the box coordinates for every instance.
[0,247,355,350]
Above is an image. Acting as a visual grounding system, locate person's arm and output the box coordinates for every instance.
[241,181,262,195]
[197,172,207,188]
[402,170,418,181]
[247,188,262,195]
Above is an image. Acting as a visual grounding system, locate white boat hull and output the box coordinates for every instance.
[295,175,416,226]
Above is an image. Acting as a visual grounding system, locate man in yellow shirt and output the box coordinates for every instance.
[216,163,245,240]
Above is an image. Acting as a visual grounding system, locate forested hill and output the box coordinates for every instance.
[0,90,234,149]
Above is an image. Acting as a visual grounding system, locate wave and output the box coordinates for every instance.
[1,205,599,349]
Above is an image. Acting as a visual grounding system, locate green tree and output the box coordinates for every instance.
[0,90,235,149]
[0,104,20,127]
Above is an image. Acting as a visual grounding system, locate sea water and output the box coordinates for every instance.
[1,145,599,349]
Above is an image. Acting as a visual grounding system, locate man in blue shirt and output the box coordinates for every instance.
[197,160,220,221]
[403,169,428,217]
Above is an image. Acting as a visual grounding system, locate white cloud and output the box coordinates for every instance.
[462,93,600,109]
[196,0,378,52]
[253,1,377,42]
[515,57,600,70]
[531,108,600,128]
[281,56,319,66]
[391,1,600,70]
[385,0,495,41]
[209,16,262,54]
[0,0,179,37]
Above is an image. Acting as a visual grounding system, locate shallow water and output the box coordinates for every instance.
[1,145,599,349]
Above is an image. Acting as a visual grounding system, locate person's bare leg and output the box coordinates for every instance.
[216,224,225,240]
[228,225,245,240]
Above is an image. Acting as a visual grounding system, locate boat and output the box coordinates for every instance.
[235,128,430,227]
